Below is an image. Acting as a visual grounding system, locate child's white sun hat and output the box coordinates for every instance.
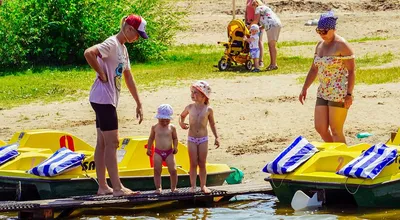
[155,104,173,120]
[250,24,259,32]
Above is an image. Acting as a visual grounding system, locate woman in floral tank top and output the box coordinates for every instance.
[298,11,355,144]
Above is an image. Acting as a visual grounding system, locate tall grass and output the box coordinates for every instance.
[357,52,395,68]
[348,36,389,43]
[0,67,93,107]
[278,41,315,48]
[297,67,400,85]
[357,67,400,84]
[0,44,399,108]
[278,36,391,48]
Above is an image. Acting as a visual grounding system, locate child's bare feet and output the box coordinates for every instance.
[171,188,178,193]
[189,187,196,193]
[201,186,211,194]
[155,188,162,194]
[113,187,140,197]
[97,186,113,195]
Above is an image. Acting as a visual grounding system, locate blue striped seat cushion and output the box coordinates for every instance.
[0,143,19,166]
[337,143,397,179]
[262,136,318,174]
[28,147,85,177]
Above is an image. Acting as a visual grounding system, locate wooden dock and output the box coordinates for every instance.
[0,182,273,219]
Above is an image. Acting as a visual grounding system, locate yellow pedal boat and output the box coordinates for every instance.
[0,129,232,201]
[265,129,400,208]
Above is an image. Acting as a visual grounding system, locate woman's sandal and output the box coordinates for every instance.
[266,65,278,71]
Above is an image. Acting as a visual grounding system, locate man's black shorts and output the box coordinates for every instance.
[90,102,118,131]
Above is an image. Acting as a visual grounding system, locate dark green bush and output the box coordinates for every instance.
[0,0,187,69]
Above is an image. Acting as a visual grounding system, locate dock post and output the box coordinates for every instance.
[19,209,54,220]
[232,0,236,19]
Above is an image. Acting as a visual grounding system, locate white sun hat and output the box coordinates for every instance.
[250,24,259,32]
[155,104,173,120]
[192,80,211,99]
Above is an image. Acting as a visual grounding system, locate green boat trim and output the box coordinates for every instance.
[265,176,400,189]
[265,177,400,208]
[0,170,232,201]
[264,177,358,206]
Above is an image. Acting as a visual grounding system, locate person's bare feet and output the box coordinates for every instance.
[155,188,162,194]
[201,186,211,194]
[97,186,113,195]
[171,188,178,193]
[189,187,196,193]
[113,187,140,197]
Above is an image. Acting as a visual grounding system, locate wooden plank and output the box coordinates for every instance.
[210,182,272,194]
[0,182,273,213]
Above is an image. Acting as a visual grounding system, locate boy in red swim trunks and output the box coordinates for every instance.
[147,104,178,193]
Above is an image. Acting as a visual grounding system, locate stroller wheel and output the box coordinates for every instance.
[218,59,230,71]
[245,60,253,70]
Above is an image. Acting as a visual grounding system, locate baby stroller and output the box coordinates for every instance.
[217,19,253,71]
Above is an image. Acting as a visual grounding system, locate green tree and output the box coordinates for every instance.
[0,0,187,69]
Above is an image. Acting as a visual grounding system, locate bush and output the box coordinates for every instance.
[0,0,187,69]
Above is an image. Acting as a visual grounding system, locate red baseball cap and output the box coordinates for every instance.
[125,14,148,39]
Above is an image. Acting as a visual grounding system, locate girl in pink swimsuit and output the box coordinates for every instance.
[147,104,178,193]
[179,80,220,194]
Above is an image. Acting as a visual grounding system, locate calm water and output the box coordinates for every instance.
[1,194,400,219]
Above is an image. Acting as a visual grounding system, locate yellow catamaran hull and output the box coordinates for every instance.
[0,130,232,200]
[265,129,400,208]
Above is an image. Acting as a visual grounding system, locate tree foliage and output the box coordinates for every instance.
[0,0,187,68]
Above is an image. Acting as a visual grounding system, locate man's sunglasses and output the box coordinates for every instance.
[315,28,329,35]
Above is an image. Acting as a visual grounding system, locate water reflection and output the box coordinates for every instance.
[2,194,400,219]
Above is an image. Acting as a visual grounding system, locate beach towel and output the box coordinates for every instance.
[337,143,397,179]
[262,136,318,174]
[0,143,19,166]
[28,147,85,177]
